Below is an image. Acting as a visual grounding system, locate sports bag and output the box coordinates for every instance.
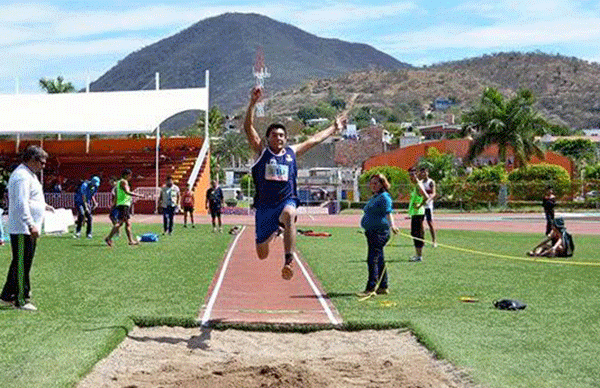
[140,233,159,242]
[494,299,527,310]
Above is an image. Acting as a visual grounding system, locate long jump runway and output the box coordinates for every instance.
[198,226,342,326]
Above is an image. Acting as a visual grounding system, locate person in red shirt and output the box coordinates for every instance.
[182,186,195,228]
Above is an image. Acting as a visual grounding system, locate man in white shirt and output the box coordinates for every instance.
[1,146,54,311]
[158,175,180,235]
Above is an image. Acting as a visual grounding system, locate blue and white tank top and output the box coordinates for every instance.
[251,146,298,209]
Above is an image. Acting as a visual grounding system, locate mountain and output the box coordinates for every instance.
[90,12,411,129]
[267,52,600,130]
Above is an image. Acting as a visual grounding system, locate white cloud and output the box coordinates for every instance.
[382,2,600,53]
[295,2,417,24]
[10,37,157,59]
[0,2,56,23]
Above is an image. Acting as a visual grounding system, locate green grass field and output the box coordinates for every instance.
[297,227,600,388]
[0,223,230,388]
[1,222,599,388]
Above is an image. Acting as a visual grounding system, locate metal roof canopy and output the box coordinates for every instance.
[0,81,208,135]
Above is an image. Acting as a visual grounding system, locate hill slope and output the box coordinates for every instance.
[268,52,600,130]
[90,12,410,120]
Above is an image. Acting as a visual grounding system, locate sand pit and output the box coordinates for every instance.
[77,326,478,388]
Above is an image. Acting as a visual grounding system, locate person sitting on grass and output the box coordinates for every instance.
[527,218,572,258]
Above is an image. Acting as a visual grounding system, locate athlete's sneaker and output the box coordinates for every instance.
[73,232,81,239]
[433,241,438,248]
[17,302,37,311]
[281,264,294,280]
[356,289,375,297]
[409,256,422,262]
[376,288,389,295]
[86,234,93,239]
[104,238,113,247]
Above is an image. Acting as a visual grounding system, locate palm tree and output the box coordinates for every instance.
[212,131,252,168]
[39,76,75,94]
[462,88,547,167]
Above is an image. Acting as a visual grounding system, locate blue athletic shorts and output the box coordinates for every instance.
[255,199,297,244]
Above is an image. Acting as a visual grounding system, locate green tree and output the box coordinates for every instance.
[585,163,600,179]
[212,131,252,168]
[462,88,548,167]
[298,106,319,122]
[239,174,255,197]
[196,106,225,137]
[39,76,75,93]
[550,138,597,164]
[359,165,410,201]
[508,164,571,200]
[417,147,458,182]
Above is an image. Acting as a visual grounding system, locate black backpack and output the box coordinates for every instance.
[562,231,575,257]
[494,299,527,310]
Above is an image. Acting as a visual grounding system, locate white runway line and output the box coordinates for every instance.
[294,253,341,325]
[199,226,246,326]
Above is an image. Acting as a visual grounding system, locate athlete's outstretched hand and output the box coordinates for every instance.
[250,86,263,105]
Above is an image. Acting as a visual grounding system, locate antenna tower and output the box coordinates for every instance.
[253,46,270,116]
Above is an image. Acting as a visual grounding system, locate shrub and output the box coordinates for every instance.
[239,174,255,197]
[585,163,600,179]
[225,198,238,207]
[359,165,410,201]
[508,163,571,200]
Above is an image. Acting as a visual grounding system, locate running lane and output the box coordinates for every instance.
[198,226,342,326]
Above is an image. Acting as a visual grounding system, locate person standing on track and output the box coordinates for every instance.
[419,167,437,247]
[104,169,144,246]
[73,176,100,239]
[244,86,346,280]
[205,180,224,233]
[182,186,195,228]
[408,167,427,263]
[542,186,556,236]
[359,174,398,296]
[0,146,54,311]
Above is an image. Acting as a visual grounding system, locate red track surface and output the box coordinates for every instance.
[121,212,600,236]
[197,225,342,326]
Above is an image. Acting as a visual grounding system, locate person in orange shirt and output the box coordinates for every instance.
[182,186,195,228]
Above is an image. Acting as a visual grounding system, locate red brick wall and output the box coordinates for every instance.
[363,139,576,177]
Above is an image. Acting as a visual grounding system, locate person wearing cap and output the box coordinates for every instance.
[527,218,567,257]
[74,176,100,239]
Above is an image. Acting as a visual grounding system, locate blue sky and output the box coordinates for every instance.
[2,0,600,94]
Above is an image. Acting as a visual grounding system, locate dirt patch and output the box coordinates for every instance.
[77,327,479,388]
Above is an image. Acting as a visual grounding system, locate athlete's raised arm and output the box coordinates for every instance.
[243,87,264,155]
[292,114,347,157]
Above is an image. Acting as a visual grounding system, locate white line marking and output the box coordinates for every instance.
[199,226,246,326]
[294,253,340,325]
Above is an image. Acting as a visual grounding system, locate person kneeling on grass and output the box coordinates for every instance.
[527,218,573,258]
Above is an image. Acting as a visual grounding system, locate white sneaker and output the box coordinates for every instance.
[86,234,93,239]
[433,242,438,248]
[409,256,422,262]
[17,302,37,311]
[73,232,81,239]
